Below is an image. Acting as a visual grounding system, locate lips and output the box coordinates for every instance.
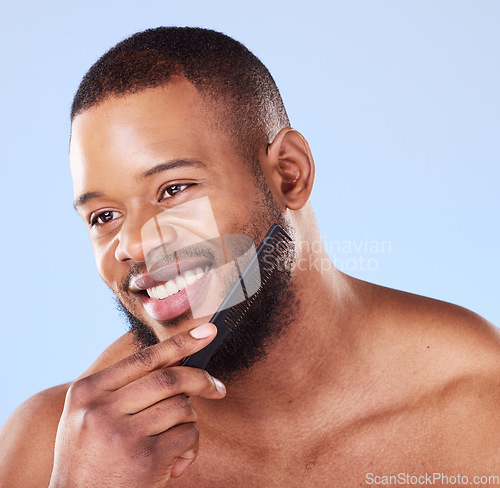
[127,235,250,323]
[129,258,213,322]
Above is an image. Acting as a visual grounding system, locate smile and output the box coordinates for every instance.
[146,266,207,300]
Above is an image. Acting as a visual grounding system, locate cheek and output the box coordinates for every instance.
[91,240,118,290]
[211,201,248,235]
[212,189,266,233]
[211,188,259,230]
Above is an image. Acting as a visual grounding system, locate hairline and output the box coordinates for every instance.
[71,77,275,186]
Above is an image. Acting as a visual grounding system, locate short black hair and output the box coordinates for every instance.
[71,27,290,168]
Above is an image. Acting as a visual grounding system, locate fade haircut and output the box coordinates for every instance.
[71,27,290,173]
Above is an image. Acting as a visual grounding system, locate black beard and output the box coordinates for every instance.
[115,183,298,383]
[202,250,296,383]
[115,247,296,384]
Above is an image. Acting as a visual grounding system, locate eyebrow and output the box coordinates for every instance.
[73,158,206,211]
[142,158,206,178]
[73,191,103,211]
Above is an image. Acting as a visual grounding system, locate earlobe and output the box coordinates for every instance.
[263,128,315,210]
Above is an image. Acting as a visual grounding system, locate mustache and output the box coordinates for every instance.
[121,261,147,294]
[121,240,220,294]
[147,241,218,270]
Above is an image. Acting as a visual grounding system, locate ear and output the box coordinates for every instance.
[260,128,315,210]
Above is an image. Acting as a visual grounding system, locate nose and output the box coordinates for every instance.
[115,211,177,263]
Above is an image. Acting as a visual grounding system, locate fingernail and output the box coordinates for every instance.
[213,378,226,395]
[189,323,216,339]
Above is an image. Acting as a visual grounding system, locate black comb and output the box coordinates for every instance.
[181,223,291,370]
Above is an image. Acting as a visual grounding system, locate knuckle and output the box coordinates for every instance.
[199,369,216,389]
[80,405,126,443]
[165,422,199,454]
[83,402,112,423]
[169,333,187,352]
[79,406,109,436]
[80,404,103,427]
[173,395,198,422]
[133,437,158,462]
[178,422,199,448]
[66,377,93,408]
[154,368,178,390]
[148,395,197,425]
[132,436,165,465]
[138,424,199,465]
[129,347,157,371]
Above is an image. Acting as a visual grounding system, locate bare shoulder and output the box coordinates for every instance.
[0,383,70,487]
[0,332,136,487]
[356,278,500,466]
[367,280,500,365]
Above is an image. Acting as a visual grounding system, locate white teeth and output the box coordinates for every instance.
[145,267,206,300]
[184,270,197,285]
[164,280,178,296]
[154,283,169,300]
[175,275,187,290]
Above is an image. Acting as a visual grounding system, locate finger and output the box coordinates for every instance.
[118,366,226,414]
[86,323,217,391]
[170,449,198,478]
[153,422,199,475]
[133,394,197,437]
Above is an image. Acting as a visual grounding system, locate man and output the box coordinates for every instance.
[1,27,499,487]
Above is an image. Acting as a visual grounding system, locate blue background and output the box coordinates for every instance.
[1,0,498,426]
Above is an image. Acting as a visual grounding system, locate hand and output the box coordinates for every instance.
[49,323,225,488]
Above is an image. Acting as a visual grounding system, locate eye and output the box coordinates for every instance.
[89,210,121,227]
[160,184,191,201]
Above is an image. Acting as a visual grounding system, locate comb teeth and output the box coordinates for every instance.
[224,226,291,329]
[181,224,291,370]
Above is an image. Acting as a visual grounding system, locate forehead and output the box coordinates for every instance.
[69,81,229,196]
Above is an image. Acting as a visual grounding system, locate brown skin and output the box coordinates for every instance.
[1,80,500,487]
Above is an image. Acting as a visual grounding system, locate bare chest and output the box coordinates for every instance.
[167,406,497,488]
[168,430,435,488]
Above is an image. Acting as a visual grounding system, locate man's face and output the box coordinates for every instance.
[70,81,282,344]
